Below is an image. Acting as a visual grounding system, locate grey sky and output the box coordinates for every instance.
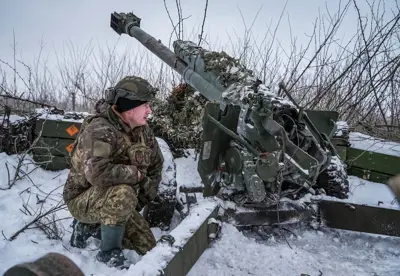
[0,0,397,77]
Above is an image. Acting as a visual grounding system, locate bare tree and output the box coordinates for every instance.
[0,0,398,140]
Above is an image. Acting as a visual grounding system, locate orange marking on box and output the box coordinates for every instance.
[66,143,74,153]
[66,124,79,137]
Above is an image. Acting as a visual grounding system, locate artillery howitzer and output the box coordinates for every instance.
[106,16,400,275]
[110,12,349,213]
[3,11,400,276]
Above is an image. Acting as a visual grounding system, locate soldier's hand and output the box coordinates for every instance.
[137,177,158,203]
[151,195,162,205]
[136,193,148,211]
[137,169,147,182]
[146,186,158,202]
[138,176,150,192]
[135,186,153,211]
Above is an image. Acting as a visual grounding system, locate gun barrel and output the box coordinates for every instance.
[110,12,224,104]
[128,25,187,76]
[128,26,224,104]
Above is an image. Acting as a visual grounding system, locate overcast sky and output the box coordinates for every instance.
[0,0,398,82]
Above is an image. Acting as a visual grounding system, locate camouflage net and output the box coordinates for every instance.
[148,83,208,158]
[203,51,253,88]
[0,113,37,155]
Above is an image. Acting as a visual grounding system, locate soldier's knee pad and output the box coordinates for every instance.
[107,184,138,212]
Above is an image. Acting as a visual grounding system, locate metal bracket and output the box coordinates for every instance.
[157,234,176,246]
[110,12,141,35]
[179,186,204,217]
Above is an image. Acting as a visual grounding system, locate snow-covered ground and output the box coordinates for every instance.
[186,178,400,276]
[188,222,400,276]
[0,132,399,275]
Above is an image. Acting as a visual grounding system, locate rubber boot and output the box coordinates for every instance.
[96,224,129,269]
[70,219,101,248]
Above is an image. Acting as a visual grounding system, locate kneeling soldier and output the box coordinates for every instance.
[62,76,164,269]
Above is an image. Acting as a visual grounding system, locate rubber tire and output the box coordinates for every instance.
[316,156,350,199]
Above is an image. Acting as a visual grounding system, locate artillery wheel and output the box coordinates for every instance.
[315,156,349,199]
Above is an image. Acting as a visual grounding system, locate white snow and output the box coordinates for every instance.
[0,137,399,275]
[335,120,400,157]
[0,139,182,275]
[6,114,30,123]
[229,66,240,74]
[186,176,400,276]
[175,149,203,189]
[317,175,400,210]
[334,120,349,137]
[0,113,30,128]
[35,108,89,123]
[349,131,400,157]
[125,199,218,276]
[188,222,400,276]
[155,138,177,195]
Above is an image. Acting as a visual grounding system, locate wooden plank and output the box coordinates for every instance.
[34,118,82,139]
[32,137,75,157]
[317,199,400,237]
[347,147,400,176]
[348,166,392,184]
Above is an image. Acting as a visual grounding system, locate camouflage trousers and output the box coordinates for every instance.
[67,184,156,255]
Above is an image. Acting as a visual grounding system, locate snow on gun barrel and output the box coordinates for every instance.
[110,11,350,211]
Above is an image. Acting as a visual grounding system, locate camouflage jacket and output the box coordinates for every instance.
[63,102,164,204]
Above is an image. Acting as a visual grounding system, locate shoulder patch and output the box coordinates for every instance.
[92,141,112,157]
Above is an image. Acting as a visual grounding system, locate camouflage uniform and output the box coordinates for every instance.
[388,174,400,202]
[63,76,164,267]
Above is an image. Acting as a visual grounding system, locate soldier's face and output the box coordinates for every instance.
[123,102,152,127]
